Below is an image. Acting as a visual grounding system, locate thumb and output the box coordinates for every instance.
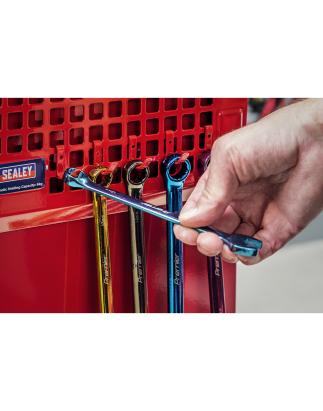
[179,136,239,227]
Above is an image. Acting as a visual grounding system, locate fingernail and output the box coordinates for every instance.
[180,208,198,220]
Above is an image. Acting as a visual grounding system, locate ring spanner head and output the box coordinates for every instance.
[89,166,113,187]
[160,154,191,188]
[122,160,149,197]
[64,167,90,188]
[197,149,211,175]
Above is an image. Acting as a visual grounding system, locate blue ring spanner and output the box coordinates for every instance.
[161,154,191,313]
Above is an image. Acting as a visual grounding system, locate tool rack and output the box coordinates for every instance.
[0,98,247,313]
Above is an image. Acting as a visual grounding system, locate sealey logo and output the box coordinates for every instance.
[0,163,36,183]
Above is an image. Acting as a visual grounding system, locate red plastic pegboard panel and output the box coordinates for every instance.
[0,98,247,232]
[0,98,247,313]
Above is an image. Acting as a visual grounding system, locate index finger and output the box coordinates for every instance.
[181,168,209,215]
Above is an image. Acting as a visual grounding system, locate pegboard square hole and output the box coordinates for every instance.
[182,135,194,151]
[128,121,141,137]
[146,140,159,156]
[201,97,213,107]
[7,135,23,153]
[8,112,23,130]
[128,99,141,115]
[0,98,2,107]
[182,114,195,130]
[148,161,158,178]
[108,101,122,118]
[50,98,64,102]
[49,154,57,170]
[183,97,196,109]
[50,130,64,148]
[29,110,43,127]
[70,150,84,167]
[70,128,84,145]
[164,116,177,131]
[200,111,213,127]
[146,98,159,113]
[146,118,159,135]
[108,145,122,161]
[49,177,64,193]
[8,97,24,107]
[29,97,44,104]
[165,97,178,111]
[108,123,122,140]
[28,133,43,151]
[89,125,103,142]
[89,103,103,120]
[70,105,84,122]
[50,108,64,125]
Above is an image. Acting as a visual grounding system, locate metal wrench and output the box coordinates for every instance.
[161,154,191,313]
[198,150,225,313]
[123,160,149,313]
[89,167,114,313]
[63,168,262,257]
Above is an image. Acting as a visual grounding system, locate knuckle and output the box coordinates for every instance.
[201,187,215,203]
[260,230,285,258]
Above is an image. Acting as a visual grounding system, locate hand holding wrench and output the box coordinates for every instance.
[123,160,149,313]
[198,150,225,313]
[89,167,114,313]
[63,168,262,257]
[161,154,191,313]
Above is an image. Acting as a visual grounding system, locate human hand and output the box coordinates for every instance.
[174,98,323,265]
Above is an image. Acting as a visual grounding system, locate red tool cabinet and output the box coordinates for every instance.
[0,98,247,313]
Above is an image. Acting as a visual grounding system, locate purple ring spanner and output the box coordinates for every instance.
[198,150,225,313]
[63,168,262,258]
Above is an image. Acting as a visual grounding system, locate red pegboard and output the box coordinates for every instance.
[0,98,247,313]
[0,98,247,230]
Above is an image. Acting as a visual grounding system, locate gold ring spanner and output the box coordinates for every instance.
[89,167,114,313]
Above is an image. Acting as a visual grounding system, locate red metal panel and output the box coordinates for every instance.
[0,98,246,313]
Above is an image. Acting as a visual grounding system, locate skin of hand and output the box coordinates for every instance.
[174,98,323,265]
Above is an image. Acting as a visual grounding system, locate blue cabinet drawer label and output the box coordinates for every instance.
[0,158,45,195]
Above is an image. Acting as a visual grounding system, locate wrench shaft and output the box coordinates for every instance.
[166,185,185,313]
[123,161,149,313]
[161,155,191,313]
[198,150,226,313]
[128,205,148,313]
[207,256,225,313]
[90,169,114,313]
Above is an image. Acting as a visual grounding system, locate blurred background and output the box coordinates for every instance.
[236,99,323,312]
